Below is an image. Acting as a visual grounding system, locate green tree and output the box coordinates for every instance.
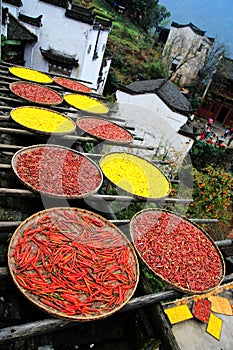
[187,166,233,240]
[126,0,170,32]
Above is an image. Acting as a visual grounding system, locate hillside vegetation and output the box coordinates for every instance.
[74,0,167,92]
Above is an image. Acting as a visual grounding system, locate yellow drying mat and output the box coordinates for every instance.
[100,153,170,199]
[164,304,193,325]
[206,313,223,340]
[9,67,53,84]
[64,94,109,114]
[10,107,75,134]
[208,296,233,315]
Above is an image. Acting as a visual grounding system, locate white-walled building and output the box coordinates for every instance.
[2,0,113,93]
[162,22,214,87]
[116,79,194,158]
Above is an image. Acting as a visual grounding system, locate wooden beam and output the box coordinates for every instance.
[0,188,193,203]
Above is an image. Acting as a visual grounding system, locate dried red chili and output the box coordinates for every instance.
[77,117,133,143]
[13,145,103,197]
[130,209,224,294]
[9,208,139,320]
[192,298,211,323]
[10,81,63,105]
[53,77,92,93]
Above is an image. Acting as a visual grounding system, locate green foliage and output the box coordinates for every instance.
[103,69,120,95]
[187,166,232,236]
[189,140,233,171]
[141,59,166,79]
[126,0,170,32]
[141,265,165,293]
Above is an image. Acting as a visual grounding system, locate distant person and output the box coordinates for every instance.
[204,123,212,140]
[223,128,230,138]
[227,134,233,147]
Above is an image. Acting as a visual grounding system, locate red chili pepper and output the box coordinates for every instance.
[132,210,223,293]
[16,146,102,197]
[10,209,138,318]
[77,117,133,143]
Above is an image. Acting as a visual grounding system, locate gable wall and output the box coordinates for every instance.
[163,25,213,86]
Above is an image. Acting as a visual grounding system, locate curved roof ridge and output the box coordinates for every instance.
[171,21,205,36]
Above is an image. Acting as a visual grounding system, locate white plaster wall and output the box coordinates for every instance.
[78,28,110,88]
[163,25,213,86]
[96,57,112,95]
[116,91,187,132]
[3,0,111,90]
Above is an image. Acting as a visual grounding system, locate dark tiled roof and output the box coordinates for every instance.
[7,13,38,42]
[66,6,113,29]
[40,47,79,69]
[65,8,95,25]
[18,13,43,27]
[39,0,69,8]
[171,22,206,36]
[124,79,191,115]
[3,0,22,6]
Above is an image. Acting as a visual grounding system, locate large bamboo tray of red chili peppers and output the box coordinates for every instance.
[8,207,139,321]
[76,116,134,144]
[11,144,103,199]
[130,209,225,295]
[9,81,63,105]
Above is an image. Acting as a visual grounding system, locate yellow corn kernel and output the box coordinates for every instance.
[100,153,170,199]
[11,107,75,134]
[64,93,109,114]
[9,67,53,83]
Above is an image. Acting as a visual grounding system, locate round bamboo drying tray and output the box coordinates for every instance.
[11,144,103,199]
[130,208,225,295]
[8,66,53,84]
[9,81,63,106]
[53,77,92,94]
[10,106,76,136]
[99,152,171,200]
[76,116,134,144]
[64,93,109,114]
[8,207,139,321]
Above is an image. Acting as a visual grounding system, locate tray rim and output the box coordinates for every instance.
[129,208,226,295]
[64,93,109,114]
[11,144,103,199]
[76,116,134,145]
[99,151,171,200]
[8,66,53,84]
[7,207,140,322]
[10,106,77,136]
[9,81,63,106]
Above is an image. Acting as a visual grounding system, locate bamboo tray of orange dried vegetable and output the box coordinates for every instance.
[10,81,63,105]
[8,207,139,321]
[76,116,134,144]
[130,208,225,295]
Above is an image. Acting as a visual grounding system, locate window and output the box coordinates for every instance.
[171,58,180,72]
[48,63,71,77]
[198,44,204,52]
